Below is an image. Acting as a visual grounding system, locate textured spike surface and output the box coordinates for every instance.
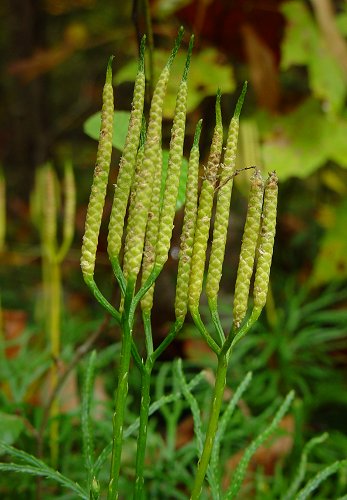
[123,30,183,282]
[107,67,145,261]
[140,143,162,312]
[206,86,247,302]
[81,61,114,282]
[206,116,240,302]
[175,120,201,321]
[189,96,223,311]
[233,169,264,328]
[123,66,170,281]
[253,171,278,311]
[156,80,188,267]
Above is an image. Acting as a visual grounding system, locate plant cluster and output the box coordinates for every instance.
[1,27,346,500]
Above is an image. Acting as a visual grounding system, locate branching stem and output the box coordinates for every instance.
[107,279,135,500]
[208,298,225,346]
[87,279,121,325]
[133,320,183,498]
[191,308,221,355]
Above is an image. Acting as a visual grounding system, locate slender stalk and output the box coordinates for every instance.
[49,259,61,467]
[131,264,162,318]
[134,364,152,499]
[134,319,183,498]
[107,279,135,500]
[190,353,228,499]
[131,339,144,374]
[223,308,261,356]
[109,256,126,296]
[87,280,121,325]
[208,298,225,347]
[142,311,153,356]
[151,319,182,363]
[190,308,221,355]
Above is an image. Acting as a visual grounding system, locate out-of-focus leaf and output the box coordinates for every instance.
[261,100,327,180]
[0,412,25,446]
[113,60,137,84]
[309,44,346,114]
[281,1,347,113]
[154,0,193,18]
[261,99,347,179]
[320,170,347,195]
[336,11,347,35]
[281,1,317,68]
[84,110,130,151]
[325,114,347,167]
[311,199,347,286]
[115,48,235,118]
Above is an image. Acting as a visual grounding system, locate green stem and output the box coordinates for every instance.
[110,257,126,296]
[190,353,228,499]
[142,310,153,356]
[133,319,183,498]
[134,364,152,499]
[191,309,221,355]
[131,264,162,320]
[87,279,121,325]
[107,279,135,500]
[222,308,261,357]
[49,259,61,467]
[131,339,144,374]
[151,319,182,363]
[208,298,225,346]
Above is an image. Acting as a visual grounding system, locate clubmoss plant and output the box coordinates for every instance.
[187,108,279,500]
[80,32,280,500]
[1,29,345,500]
[80,29,192,500]
[31,161,76,466]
